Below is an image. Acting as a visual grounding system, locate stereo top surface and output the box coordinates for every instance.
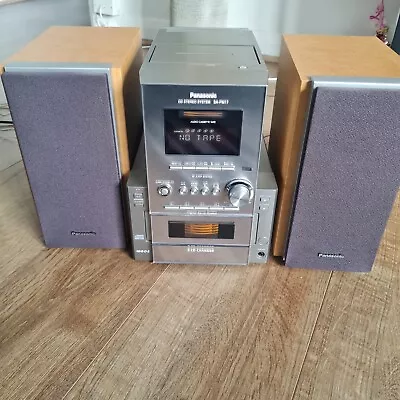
[140,28,268,86]
[283,35,400,80]
[1,26,141,70]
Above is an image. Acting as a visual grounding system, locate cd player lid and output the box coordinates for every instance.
[150,44,260,67]
[140,28,268,86]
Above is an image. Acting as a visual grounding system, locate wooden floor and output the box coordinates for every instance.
[0,93,399,400]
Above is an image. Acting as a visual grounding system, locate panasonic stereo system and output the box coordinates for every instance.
[127,28,278,265]
[5,27,398,271]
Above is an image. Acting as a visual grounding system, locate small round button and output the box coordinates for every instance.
[258,236,268,244]
[190,186,199,195]
[201,186,210,196]
[157,185,171,197]
[211,186,220,196]
[179,185,188,195]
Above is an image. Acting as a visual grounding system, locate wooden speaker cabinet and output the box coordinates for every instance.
[1,26,143,248]
[269,35,400,271]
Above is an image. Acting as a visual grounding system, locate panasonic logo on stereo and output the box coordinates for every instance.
[71,231,97,237]
[189,92,217,99]
[318,253,344,259]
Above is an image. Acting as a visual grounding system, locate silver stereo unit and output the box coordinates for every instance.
[127,139,277,264]
[137,27,273,264]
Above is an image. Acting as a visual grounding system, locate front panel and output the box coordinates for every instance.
[2,69,126,248]
[249,187,277,263]
[127,175,152,261]
[142,85,266,217]
[285,78,400,271]
[126,137,278,265]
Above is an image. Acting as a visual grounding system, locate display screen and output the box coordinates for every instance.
[168,222,235,239]
[164,110,243,155]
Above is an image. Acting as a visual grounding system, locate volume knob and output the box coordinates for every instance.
[226,180,253,208]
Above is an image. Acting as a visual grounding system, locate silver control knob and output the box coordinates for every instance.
[212,185,220,196]
[157,184,171,197]
[201,186,210,196]
[190,185,199,195]
[179,185,188,195]
[226,180,253,207]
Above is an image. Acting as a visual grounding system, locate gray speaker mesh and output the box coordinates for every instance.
[286,85,400,271]
[2,71,126,248]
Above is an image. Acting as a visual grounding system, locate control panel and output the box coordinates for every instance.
[248,178,278,263]
[156,174,254,214]
[127,163,153,262]
[142,87,266,218]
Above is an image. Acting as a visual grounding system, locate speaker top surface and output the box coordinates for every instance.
[283,35,400,80]
[1,26,140,69]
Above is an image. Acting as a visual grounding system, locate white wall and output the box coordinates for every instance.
[89,0,400,56]
[292,0,400,37]
[227,0,399,55]
[89,0,169,38]
[0,0,90,103]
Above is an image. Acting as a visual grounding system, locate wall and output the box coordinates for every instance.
[292,0,399,37]
[0,0,90,103]
[89,0,400,56]
[89,0,169,38]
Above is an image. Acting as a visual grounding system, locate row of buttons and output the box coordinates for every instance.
[258,196,271,211]
[180,184,219,196]
[169,165,235,171]
[164,205,240,211]
[257,196,272,244]
[132,192,144,207]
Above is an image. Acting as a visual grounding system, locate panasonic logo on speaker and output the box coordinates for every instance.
[71,231,97,237]
[318,253,344,259]
[189,92,217,99]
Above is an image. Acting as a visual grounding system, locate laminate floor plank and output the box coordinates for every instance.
[0,134,21,172]
[0,248,167,400]
[0,166,167,400]
[293,192,400,400]
[64,261,331,400]
[0,162,44,279]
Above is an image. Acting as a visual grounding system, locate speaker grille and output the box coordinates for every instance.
[286,83,400,271]
[2,71,126,248]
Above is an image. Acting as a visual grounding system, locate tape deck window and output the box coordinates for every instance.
[168,221,235,239]
[164,109,242,156]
